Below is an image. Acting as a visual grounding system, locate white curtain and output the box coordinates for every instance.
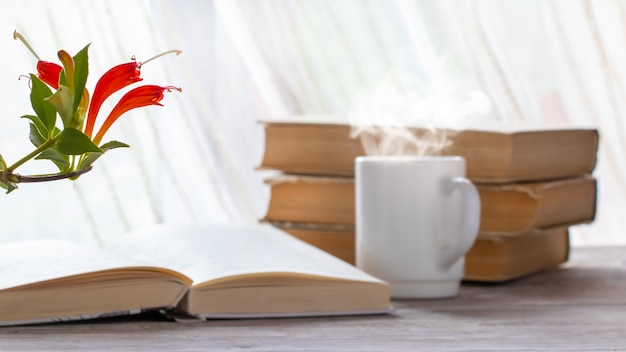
[215,0,626,246]
[0,0,624,246]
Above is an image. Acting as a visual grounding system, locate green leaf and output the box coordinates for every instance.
[29,74,56,133]
[100,140,130,151]
[46,86,74,128]
[59,70,67,88]
[28,123,46,147]
[35,148,71,171]
[72,44,90,112]
[57,128,102,155]
[77,140,129,170]
[22,115,48,140]
[29,125,66,171]
[0,180,18,194]
[77,152,103,170]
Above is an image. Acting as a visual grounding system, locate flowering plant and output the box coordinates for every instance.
[0,31,181,193]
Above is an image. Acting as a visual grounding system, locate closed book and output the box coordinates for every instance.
[259,118,599,183]
[477,176,596,235]
[464,227,570,282]
[267,221,569,282]
[263,174,597,234]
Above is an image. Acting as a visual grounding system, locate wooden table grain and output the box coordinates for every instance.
[2,246,625,351]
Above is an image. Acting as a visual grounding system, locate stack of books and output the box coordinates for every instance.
[258,118,599,282]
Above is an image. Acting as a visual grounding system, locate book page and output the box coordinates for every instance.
[108,222,383,286]
[0,240,167,290]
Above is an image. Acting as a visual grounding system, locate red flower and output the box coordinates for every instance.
[92,85,181,145]
[36,61,62,89]
[84,62,143,138]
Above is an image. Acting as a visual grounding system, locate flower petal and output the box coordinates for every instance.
[57,50,75,91]
[93,85,180,145]
[36,61,62,89]
[84,62,142,138]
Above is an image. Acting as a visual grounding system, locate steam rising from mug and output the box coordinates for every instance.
[348,68,493,156]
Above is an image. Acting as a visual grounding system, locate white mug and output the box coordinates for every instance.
[355,156,480,299]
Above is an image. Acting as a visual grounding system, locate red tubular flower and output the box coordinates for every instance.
[36,61,62,89]
[92,85,181,145]
[84,62,143,138]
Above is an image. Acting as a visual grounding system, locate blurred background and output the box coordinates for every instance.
[0,0,623,247]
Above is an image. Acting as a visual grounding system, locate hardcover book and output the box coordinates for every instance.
[267,221,570,282]
[263,174,597,234]
[259,119,599,183]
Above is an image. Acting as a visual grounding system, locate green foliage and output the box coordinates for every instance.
[57,128,102,155]
[77,140,129,170]
[72,44,90,112]
[21,115,48,140]
[28,122,46,147]
[100,140,130,150]
[35,148,70,171]
[0,180,18,193]
[46,86,74,128]
[29,75,56,135]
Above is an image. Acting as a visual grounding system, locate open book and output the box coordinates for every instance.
[0,223,390,326]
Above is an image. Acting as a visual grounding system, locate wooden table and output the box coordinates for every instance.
[2,246,625,351]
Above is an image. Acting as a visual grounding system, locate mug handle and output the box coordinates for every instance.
[438,176,481,269]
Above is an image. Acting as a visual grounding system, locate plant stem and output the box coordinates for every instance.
[0,154,7,171]
[6,136,59,173]
[16,166,93,183]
